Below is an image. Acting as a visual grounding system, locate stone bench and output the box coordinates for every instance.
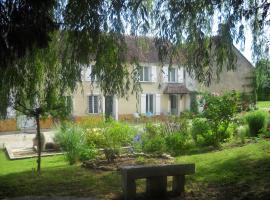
[120,164,195,200]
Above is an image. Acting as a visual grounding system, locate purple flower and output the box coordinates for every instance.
[133,134,141,143]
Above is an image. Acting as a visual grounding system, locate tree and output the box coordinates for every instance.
[0,33,76,174]
[1,1,269,92]
[61,0,270,90]
[0,0,57,71]
[0,1,269,163]
[256,59,270,100]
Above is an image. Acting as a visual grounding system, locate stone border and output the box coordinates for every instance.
[5,144,63,160]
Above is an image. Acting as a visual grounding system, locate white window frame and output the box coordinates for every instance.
[88,95,99,114]
[168,68,177,83]
[140,66,151,82]
[85,65,96,82]
[146,94,155,114]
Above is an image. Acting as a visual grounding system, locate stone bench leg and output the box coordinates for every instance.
[172,175,185,196]
[122,174,136,200]
[146,176,167,197]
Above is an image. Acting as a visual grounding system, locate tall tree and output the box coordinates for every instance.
[153,0,270,84]
[0,1,269,125]
[256,59,270,100]
[1,1,269,91]
[61,0,269,91]
[0,33,75,174]
[0,0,57,71]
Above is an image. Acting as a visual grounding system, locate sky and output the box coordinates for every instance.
[235,30,253,64]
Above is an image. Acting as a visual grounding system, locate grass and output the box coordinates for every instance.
[0,153,121,199]
[1,140,270,199]
[256,101,270,109]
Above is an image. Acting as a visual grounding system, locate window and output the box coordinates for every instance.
[168,68,176,82]
[88,95,99,114]
[85,65,96,82]
[140,66,151,82]
[146,94,154,114]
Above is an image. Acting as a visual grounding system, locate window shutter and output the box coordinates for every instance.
[177,67,184,83]
[141,94,146,114]
[94,96,98,113]
[88,96,93,113]
[155,94,161,115]
[163,66,168,83]
[81,69,85,81]
[151,66,157,82]
[85,65,92,81]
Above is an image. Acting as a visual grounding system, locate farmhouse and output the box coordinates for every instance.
[0,36,255,131]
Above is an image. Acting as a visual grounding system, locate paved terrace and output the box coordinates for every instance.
[0,129,55,150]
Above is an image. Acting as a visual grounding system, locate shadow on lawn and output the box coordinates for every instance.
[185,155,270,200]
[0,166,121,199]
[1,155,270,200]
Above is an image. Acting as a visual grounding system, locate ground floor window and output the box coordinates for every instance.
[170,94,178,115]
[88,95,99,114]
[146,94,154,114]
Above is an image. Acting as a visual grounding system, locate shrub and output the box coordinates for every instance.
[104,121,137,149]
[165,133,188,156]
[217,122,236,142]
[201,92,238,146]
[245,111,268,137]
[237,125,249,143]
[140,123,166,154]
[55,123,84,164]
[259,120,270,138]
[142,134,166,154]
[190,93,199,114]
[191,118,213,146]
[85,120,137,162]
[141,121,191,155]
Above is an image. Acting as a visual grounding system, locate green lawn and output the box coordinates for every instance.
[256,101,270,109]
[1,140,270,199]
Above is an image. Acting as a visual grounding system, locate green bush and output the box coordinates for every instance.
[201,92,238,146]
[245,111,269,137]
[142,134,166,154]
[85,120,137,162]
[217,122,236,142]
[191,118,213,146]
[140,122,191,156]
[140,123,166,154]
[237,125,249,143]
[54,123,97,164]
[165,133,188,156]
[104,121,137,149]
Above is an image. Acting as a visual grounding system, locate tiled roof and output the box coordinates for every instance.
[125,36,159,63]
[163,83,190,94]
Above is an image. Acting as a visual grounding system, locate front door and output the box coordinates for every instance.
[170,95,178,115]
[105,96,113,119]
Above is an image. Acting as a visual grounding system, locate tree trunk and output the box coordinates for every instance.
[35,113,42,174]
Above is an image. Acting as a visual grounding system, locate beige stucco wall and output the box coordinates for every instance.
[72,49,254,118]
[72,63,190,117]
[72,46,255,119]
[197,49,255,94]
[72,81,103,116]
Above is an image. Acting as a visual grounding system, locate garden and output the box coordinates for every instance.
[54,91,270,166]
[1,91,270,199]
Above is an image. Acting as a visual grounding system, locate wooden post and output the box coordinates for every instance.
[146,176,167,197]
[172,175,185,196]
